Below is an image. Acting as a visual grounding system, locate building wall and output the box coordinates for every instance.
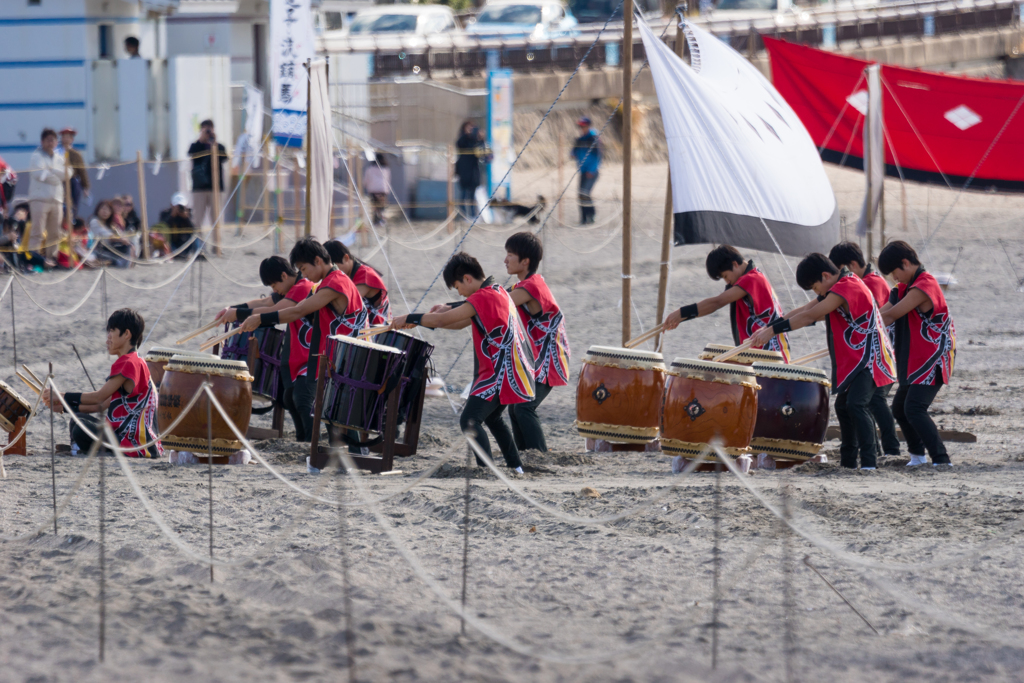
[165,0,267,86]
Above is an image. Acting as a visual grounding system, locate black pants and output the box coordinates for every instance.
[291,373,317,444]
[282,378,307,442]
[460,395,522,470]
[869,383,901,456]
[509,381,553,452]
[834,369,877,469]
[891,382,949,464]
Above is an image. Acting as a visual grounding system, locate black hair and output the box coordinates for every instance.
[289,237,330,268]
[504,232,543,276]
[259,255,296,286]
[124,36,140,48]
[40,128,57,142]
[200,119,214,130]
[877,240,921,276]
[796,253,839,291]
[107,308,145,348]
[827,241,866,269]
[705,245,745,280]
[323,240,351,265]
[443,252,485,289]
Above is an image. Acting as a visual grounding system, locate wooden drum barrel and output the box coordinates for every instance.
[575,346,666,444]
[144,347,209,386]
[750,362,831,462]
[158,354,254,461]
[0,379,32,433]
[661,358,760,458]
[697,343,784,366]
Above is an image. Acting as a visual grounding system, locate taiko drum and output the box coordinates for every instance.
[158,354,253,462]
[144,347,210,386]
[0,379,32,434]
[575,346,666,444]
[750,362,831,461]
[697,342,784,366]
[660,358,759,458]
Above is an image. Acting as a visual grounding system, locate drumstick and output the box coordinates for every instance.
[176,318,223,345]
[15,371,42,395]
[790,348,830,365]
[21,364,44,390]
[623,323,665,349]
[712,338,757,364]
[199,327,243,352]
[357,325,392,338]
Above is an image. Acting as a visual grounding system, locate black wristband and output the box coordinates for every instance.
[772,319,792,334]
[446,301,466,308]
[260,311,280,326]
[235,307,252,322]
[406,313,425,326]
[679,303,699,321]
[231,304,246,309]
[64,392,82,413]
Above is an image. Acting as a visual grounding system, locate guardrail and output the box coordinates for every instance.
[316,0,1020,77]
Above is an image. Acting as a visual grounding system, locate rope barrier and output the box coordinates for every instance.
[104,262,196,291]
[384,212,459,246]
[14,270,102,316]
[549,224,623,254]
[201,252,268,288]
[389,226,463,251]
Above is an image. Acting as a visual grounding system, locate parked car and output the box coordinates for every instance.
[569,0,662,24]
[465,0,579,39]
[343,5,459,36]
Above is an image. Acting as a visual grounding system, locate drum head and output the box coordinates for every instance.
[583,346,665,372]
[166,355,254,381]
[751,361,831,387]
[697,343,784,365]
[327,334,405,355]
[145,346,212,363]
[670,357,759,387]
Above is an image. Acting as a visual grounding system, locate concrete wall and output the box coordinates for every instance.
[440,68,657,109]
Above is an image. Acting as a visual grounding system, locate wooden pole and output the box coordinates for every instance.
[211,141,223,256]
[653,21,683,351]
[262,148,271,231]
[356,151,366,247]
[274,150,283,254]
[621,6,633,346]
[293,159,302,241]
[305,58,312,238]
[63,152,73,227]
[236,152,246,237]
[326,61,335,240]
[347,143,355,235]
[136,151,151,260]
[447,143,455,231]
[557,130,564,225]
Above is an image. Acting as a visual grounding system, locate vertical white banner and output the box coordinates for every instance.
[307,59,332,242]
[270,0,315,148]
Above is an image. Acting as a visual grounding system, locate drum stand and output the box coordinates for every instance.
[5,415,27,456]
[243,337,286,440]
[309,354,402,474]
[368,374,427,458]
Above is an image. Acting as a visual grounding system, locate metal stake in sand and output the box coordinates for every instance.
[198,258,204,327]
[207,395,215,583]
[711,458,722,669]
[460,436,473,636]
[335,455,356,683]
[49,367,57,535]
[98,438,107,663]
[10,284,16,369]
[802,555,879,636]
[72,344,96,390]
[781,483,796,683]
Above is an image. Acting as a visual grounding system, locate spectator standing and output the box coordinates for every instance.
[60,128,89,218]
[188,120,228,233]
[362,153,390,226]
[572,117,602,225]
[28,128,69,262]
[454,120,485,221]
[124,36,141,58]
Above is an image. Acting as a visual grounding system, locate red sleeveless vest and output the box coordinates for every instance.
[512,274,570,387]
[893,269,955,386]
[466,278,535,404]
[825,270,897,393]
[730,262,791,362]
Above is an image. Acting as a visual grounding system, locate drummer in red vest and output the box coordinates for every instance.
[325,240,391,326]
[216,256,315,441]
[503,232,570,452]
[878,241,956,467]
[828,241,901,458]
[750,254,897,470]
[663,245,790,362]
[392,252,534,473]
[239,238,367,461]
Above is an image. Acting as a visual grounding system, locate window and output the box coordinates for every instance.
[28,0,42,6]
[99,24,113,59]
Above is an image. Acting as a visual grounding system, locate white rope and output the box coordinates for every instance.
[0,276,12,306]
[14,270,102,316]
[389,225,464,251]
[381,211,459,246]
[546,207,624,231]
[473,205,543,233]
[202,251,268,288]
[218,220,281,250]
[549,225,622,254]
[116,234,198,266]
[104,262,196,291]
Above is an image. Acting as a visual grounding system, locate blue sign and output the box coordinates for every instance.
[487,69,514,202]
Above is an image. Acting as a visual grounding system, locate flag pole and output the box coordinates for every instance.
[621,0,634,346]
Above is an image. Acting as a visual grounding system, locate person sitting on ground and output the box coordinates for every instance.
[41,308,161,458]
[324,239,391,326]
[878,241,957,468]
[90,200,134,267]
[828,240,900,458]
[0,203,27,271]
[120,194,141,232]
[215,256,314,442]
[664,244,791,361]
[157,193,199,258]
[391,252,535,474]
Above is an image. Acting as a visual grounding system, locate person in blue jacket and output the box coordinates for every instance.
[572,117,601,224]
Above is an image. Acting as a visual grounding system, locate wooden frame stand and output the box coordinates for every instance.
[244,336,285,440]
[6,415,27,456]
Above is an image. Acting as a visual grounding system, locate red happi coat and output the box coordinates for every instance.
[825,269,897,394]
[859,264,891,307]
[729,262,791,362]
[301,268,368,376]
[351,260,391,326]
[512,274,570,387]
[107,352,161,458]
[891,268,956,386]
[466,277,535,404]
[284,276,314,380]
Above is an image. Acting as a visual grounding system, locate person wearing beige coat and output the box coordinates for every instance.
[28,128,70,260]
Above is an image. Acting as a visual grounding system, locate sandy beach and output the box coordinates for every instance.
[2,160,1024,682]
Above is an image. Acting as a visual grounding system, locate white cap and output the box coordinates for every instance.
[171,192,188,207]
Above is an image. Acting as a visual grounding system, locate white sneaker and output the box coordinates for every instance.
[306,456,321,474]
[514,466,524,474]
[907,454,928,467]
[860,467,876,471]
[933,462,953,467]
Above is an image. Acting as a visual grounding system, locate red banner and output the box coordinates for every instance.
[764,37,1024,190]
